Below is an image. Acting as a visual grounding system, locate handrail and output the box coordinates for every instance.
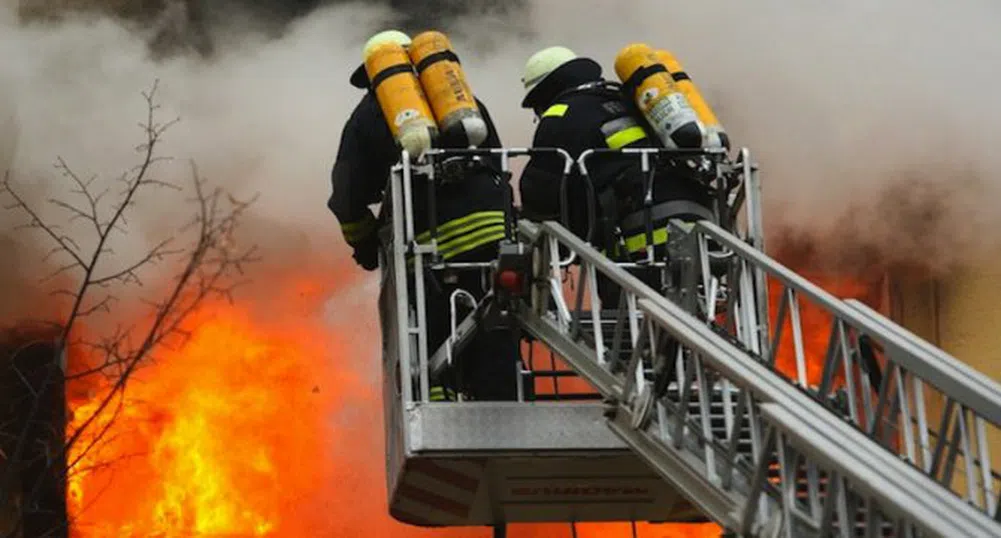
[385,147,576,404]
[697,218,1001,424]
[575,146,743,264]
[515,218,1001,537]
[687,217,1001,518]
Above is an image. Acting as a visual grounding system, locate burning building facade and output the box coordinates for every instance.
[0,324,68,538]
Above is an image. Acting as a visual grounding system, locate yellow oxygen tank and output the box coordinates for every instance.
[364,41,437,159]
[408,31,488,148]
[614,43,704,150]
[655,49,730,150]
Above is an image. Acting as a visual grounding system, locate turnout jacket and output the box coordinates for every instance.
[519,60,713,258]
[328,88,510,265]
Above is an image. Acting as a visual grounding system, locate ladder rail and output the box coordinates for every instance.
[697,218,1001,424]
[693,218,1001,516]
[380,142,1001,533]
[517,218,1001,537]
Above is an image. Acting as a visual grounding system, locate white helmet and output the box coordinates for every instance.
[362,29,412,59]
[521,46,578,94]
[352,29,413,88]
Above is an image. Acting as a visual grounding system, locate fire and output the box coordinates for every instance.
[766,272,880,387]
[65,268,359,538]
[764,272,876,386]
[62,256,871,538]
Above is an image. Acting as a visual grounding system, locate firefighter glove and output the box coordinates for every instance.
[352,238,379,271]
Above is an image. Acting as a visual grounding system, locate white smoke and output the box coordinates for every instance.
[2,0,1000,281]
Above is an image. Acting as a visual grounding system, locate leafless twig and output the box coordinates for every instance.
[0,79,259,538]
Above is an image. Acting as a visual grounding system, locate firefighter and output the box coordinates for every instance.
[328,30,521,402]
[518,46,714,298]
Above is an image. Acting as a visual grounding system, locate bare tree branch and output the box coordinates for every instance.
[3,173,87,271]
[0,78,260,538]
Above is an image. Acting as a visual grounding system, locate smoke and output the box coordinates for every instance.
[4,0,1000,278]
[496,0,1001,274]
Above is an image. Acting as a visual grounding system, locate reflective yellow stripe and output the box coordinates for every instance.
[605,126,647,150]
[416,216,505,248]
[542,104,568,118]
[438,225,506,260]
[623,227,669,253]
[405,224,507,269]
[429,385,456,401]
[415,211,505,244]
[340,214,377,244]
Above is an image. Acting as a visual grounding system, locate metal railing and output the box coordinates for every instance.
[569,145,1001,521]
[379,143,1001,535]
[516,218,1001,537]
[384,145,760,406]
[384,147,579,405]
[575,146,759,262]
[686,217,1001,521]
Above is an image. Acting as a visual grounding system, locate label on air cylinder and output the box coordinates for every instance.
[394,108,421,127]
[649,92,695,133]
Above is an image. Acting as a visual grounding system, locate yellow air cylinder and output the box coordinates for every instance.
[614,43,704,150]
[655,49,730,150]
[408,31,488,148]
[364,41,438,159]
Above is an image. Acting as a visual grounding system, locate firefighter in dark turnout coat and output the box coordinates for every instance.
[328,30,520,402]
[519,46,714,257]
[518,46,714,300]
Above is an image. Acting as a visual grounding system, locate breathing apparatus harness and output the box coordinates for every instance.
[548,80,717,260]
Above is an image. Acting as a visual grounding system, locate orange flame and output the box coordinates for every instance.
[767,271,884,388]
[65,268,362,538]
[67,258,882,537]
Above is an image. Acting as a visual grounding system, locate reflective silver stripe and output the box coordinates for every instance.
[619,200,714,231]
[599,115,640,138]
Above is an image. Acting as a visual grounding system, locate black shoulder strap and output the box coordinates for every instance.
[620,63,669,101]
[616,66,666,144]
[414,50,461,74]
[369,63,416,90]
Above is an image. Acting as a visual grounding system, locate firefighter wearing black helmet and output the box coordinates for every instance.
[327,30,520,402]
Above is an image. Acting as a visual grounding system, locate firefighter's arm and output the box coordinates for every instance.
[519,113,572,222]
[328,116,383,270]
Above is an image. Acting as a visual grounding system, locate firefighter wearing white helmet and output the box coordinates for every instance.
[520,46,578,110]
[518,45,660,236]
[517,45,714,304]
[329,29,521,403]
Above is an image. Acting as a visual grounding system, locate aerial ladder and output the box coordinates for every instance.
[375,145,1001,538]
